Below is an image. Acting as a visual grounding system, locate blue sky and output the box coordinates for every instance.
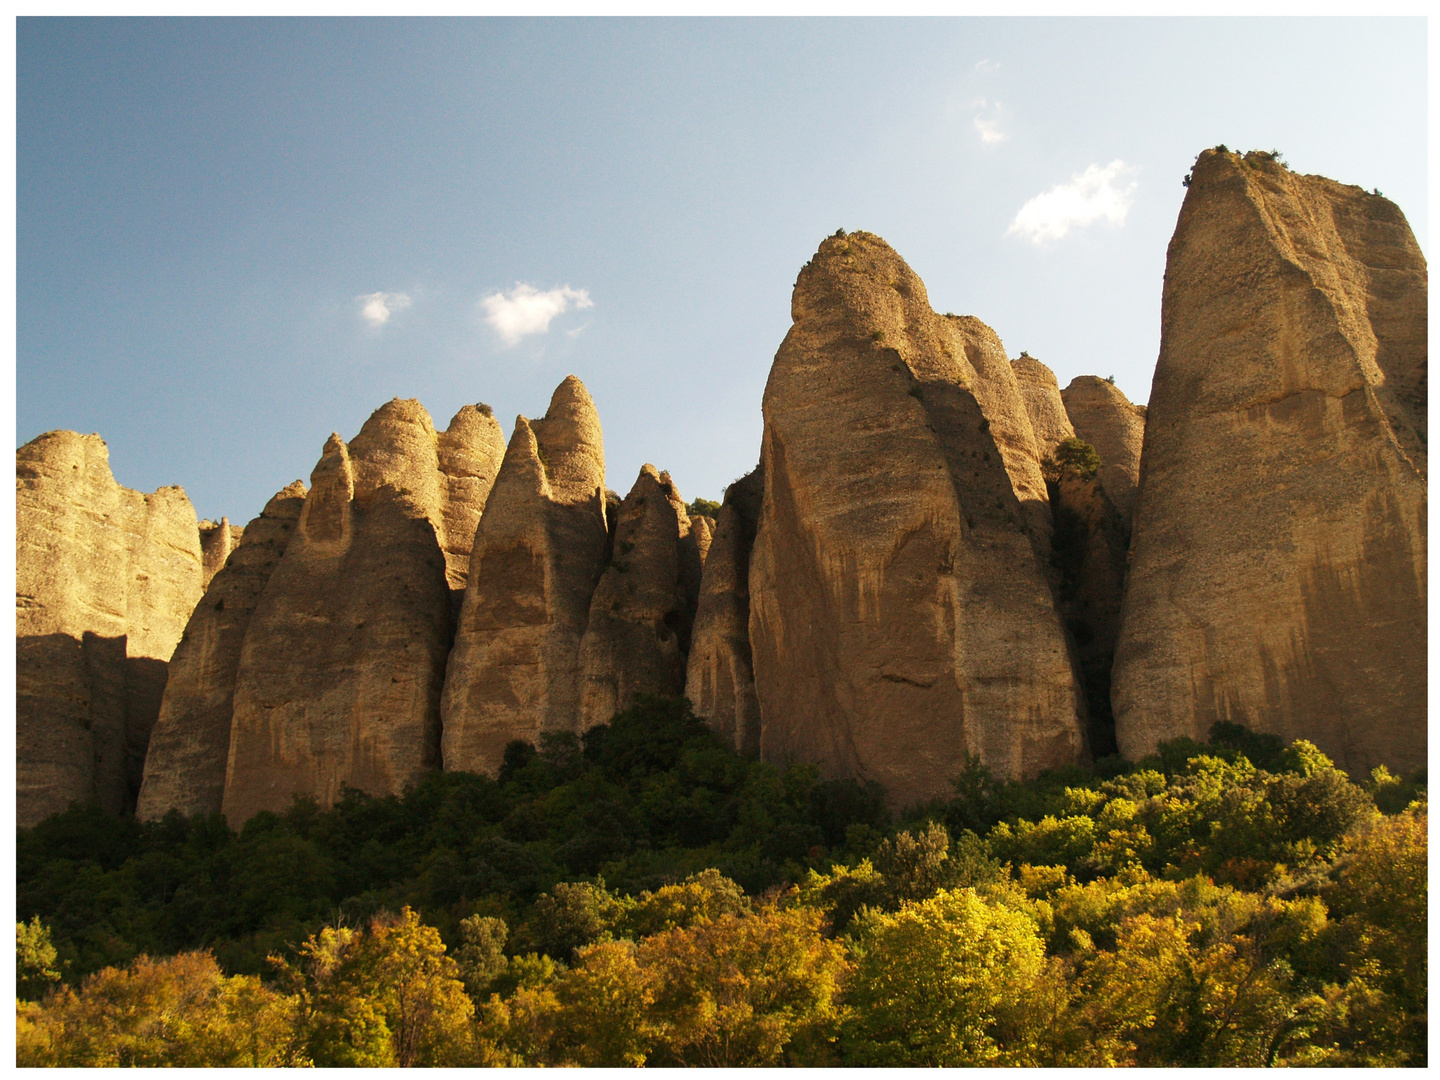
[17,18,1427,524]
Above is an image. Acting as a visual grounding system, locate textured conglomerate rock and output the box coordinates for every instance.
[16,431,204,825]
[747,232,1085,806]
[135,482,306,820]
[686,467,764,755]
[577,465,705,727]
[441,377,611,776]
[221,399,502,824]
[199,519,244,588]
[1061,376,1146,533]
[1012,354,1077,461]
[1112,149,1427,775]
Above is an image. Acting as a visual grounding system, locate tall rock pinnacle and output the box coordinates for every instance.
[747,231,1085,805]
[577,464,704,727]
[220,400,484,824]
[440,377,611,775]
[1112,149,1427,774]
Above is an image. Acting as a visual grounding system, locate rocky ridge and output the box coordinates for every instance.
[18,153,1426,827]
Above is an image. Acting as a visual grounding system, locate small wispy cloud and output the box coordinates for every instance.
[480,284,594,346]
[974,58,1000,74]
[1008,160,1138,244]
[356,291,412,328]
[972,98,1008,144]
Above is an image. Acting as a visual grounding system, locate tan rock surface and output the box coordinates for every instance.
[199,519,244,588]
[578,466,702,726]
[437,404,507,592]
[1112,150,1427,775]
[221,401,459,824]
[1012,354,1076,460]
[1061,376,1146,530]
[441,377,611,774]
[685,468,764,755]
[16,431,203,825]
[748,232,1085,806]
[135,482,306,820]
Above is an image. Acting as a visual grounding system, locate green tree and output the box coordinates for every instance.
[839,887,1046,1066]
[639,900,848,1066]
[16,915,61,1000]
[1053,437,1101,480]
[454,913,508,1000]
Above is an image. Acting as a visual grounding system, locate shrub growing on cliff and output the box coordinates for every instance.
[1053,436,1101,480]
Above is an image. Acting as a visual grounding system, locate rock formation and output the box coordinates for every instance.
[221,399,500,823]
[577,465,705,727]
[135,482,306,820]
[1112,149,1427,775]
[1061,376,1146,531]
[686,467,764,756]
[199,519,243,588]
[441,377,611,775]
[747,231,1086,805]
[1012,354,1076,460]
[16,431,204,825]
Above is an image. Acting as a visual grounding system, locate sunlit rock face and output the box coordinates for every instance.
[16,431,204,825]
[136,482,306,821]
[440,377,612,776]
[747,231,1086,807]
[1113,150,1427,775]
[221,399,502,825]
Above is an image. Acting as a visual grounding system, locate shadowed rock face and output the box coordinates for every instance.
[578,465,704,727]
[686,467,764,756]
[221,399,491,824]
[1012,354,1076,461]
[16,431,203,825]
[441,376,611,775]
[748,232,1085,806]
[135,482,306,820]
[1061,376,1146,532]
[1113,150,1427,775]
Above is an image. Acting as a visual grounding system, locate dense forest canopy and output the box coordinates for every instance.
[16,697,1427,1067]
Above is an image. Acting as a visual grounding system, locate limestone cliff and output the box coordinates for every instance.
[221,400,466,824]
[16,431,203,825]
[135,482,306,820]
[440,377,611,775]
[686,467,764,755]
[1012,354,1076,460]
[747,231,1085,806]
[1061,376,1146,532]
[1112,149,1427,775]
[577,465,703,727]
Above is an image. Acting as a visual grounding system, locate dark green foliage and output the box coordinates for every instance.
[1053,436,1101,480]
[17,696,890,983]
[685,497,720,519]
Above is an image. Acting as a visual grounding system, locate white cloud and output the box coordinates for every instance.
[356,291,411,328]
[480,284,594,346]
[974,58,1000,74]
[1008,160,1138,244]
[972,98,1008,144]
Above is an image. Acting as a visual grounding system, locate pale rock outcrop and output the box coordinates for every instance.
[135,482,306,820]
[686,468,764,755]
[1012,354,1076,460]
[199,519,244,588]
[1061,376,1146,531]
[437,404,508,593]
[441,377,610,775]
[577,465,703,726]
[221,399,480,824]
[1113,149,1427,775]
[16,431,203,825]
[748,231,1085,805]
